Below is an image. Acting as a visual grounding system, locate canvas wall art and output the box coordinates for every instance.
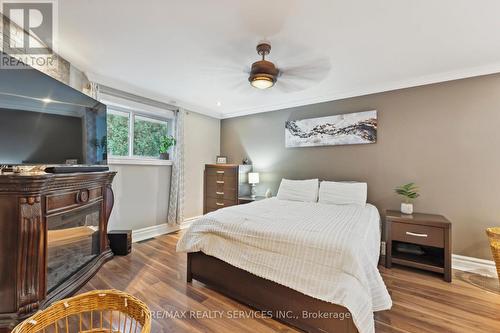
[285,110,377,148]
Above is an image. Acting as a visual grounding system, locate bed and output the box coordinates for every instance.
[177,197,392,333]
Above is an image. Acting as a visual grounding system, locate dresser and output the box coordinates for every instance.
[0,171,115,332]
[204,164,246,214]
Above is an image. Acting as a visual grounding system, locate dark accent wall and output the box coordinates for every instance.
[221,73,500,260]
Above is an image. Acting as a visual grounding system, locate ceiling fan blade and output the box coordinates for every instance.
[218,75,268,95]
[192,64,250,90]
[278,57,331,82]
[274,79,309,93]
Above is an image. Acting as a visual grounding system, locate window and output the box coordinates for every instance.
[107,107,171,159]
[133,115,168,157]
[107,110,130,156]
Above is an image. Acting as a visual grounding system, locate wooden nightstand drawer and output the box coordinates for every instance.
[385,210,452,282]
[391,222,444,248]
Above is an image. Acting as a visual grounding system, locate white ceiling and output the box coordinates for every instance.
[57,0,500,118]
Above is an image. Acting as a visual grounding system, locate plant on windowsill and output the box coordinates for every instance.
[395,182,420,215]
[91,136,107,161]
[159,135,176,160]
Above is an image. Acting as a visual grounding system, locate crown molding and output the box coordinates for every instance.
[86,71,223,119]
[221,62,500,119]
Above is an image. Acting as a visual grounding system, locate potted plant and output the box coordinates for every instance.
[395,182,420,214]
[159,135,176,160]
[91,136,107,161]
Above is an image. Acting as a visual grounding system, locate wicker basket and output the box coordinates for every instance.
[486,227,500,282]
[12,290,151,333]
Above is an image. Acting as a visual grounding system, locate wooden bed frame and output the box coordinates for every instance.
[187,252,358,333]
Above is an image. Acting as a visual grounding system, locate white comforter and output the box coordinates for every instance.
[176,198,392,333]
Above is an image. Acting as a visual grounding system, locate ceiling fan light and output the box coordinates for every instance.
[248,58,278,90]
[250,76,274,89]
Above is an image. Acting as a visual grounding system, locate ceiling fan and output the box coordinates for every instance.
[245,42,330,92]
[248,42,279,89]
[200,41,331,93]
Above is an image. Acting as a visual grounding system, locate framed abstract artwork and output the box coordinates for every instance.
[285,110,377,148]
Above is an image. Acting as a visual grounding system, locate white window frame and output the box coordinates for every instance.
[106,104,174,166]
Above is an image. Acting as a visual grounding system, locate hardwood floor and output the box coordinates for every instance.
[79,233,500,333]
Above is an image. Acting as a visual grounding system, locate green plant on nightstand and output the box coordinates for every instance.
[159,135,176,160]
[395,182,420,214]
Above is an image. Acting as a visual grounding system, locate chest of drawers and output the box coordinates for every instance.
[203,164,240,213]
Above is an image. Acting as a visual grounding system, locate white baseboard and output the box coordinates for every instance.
[132,223,179,243]
[180,215,202,230]
[132,216,202,243]
[452,254,498,278]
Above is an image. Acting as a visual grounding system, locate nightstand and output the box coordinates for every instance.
[385,210,452,282]
[238,196,266,205]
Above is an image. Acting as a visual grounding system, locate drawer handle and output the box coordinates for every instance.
[216,192,224,195]
[77,189,90,203]
[406,231,428,238]
[216,171,225,174]
[216,202,224,206]
[216,181,225,184]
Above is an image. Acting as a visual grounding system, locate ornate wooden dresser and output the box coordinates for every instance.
[0,171,116,332]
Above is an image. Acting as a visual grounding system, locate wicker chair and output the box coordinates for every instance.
[486,227,500,282]
[12,290,151,333]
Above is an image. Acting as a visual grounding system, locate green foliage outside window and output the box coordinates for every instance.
[107,111,169,158]
[133,116,168,157]
[107,113,129,156]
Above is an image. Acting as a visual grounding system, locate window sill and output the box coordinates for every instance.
[108,158,173,166]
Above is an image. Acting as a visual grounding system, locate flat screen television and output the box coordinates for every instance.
[0,55,107,166]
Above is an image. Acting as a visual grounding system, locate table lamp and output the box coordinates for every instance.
[248,172,260,199]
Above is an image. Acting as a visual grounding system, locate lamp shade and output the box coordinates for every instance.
[248,172,260,184]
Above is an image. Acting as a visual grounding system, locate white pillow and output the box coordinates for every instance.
[276,178,319,202]
[318,181,367,206]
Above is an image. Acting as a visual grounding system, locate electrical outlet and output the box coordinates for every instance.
[380,241,386,256]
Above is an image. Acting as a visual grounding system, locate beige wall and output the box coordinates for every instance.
[221,73,500,260]
[184,111,221,219]
[106,110,220,232]
[108,164,171,231]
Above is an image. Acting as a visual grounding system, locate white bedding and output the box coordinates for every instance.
[176,198,392,333]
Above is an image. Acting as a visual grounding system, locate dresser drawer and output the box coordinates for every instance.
[46,187,102,214]
[205,182,237,200]
[205,167,237,177]
[205,197,237,212]
[205,174,238,186]
[391,222,444,248]
[205,175,237,198]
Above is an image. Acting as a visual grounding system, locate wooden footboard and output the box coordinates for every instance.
[187,252,358,333]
